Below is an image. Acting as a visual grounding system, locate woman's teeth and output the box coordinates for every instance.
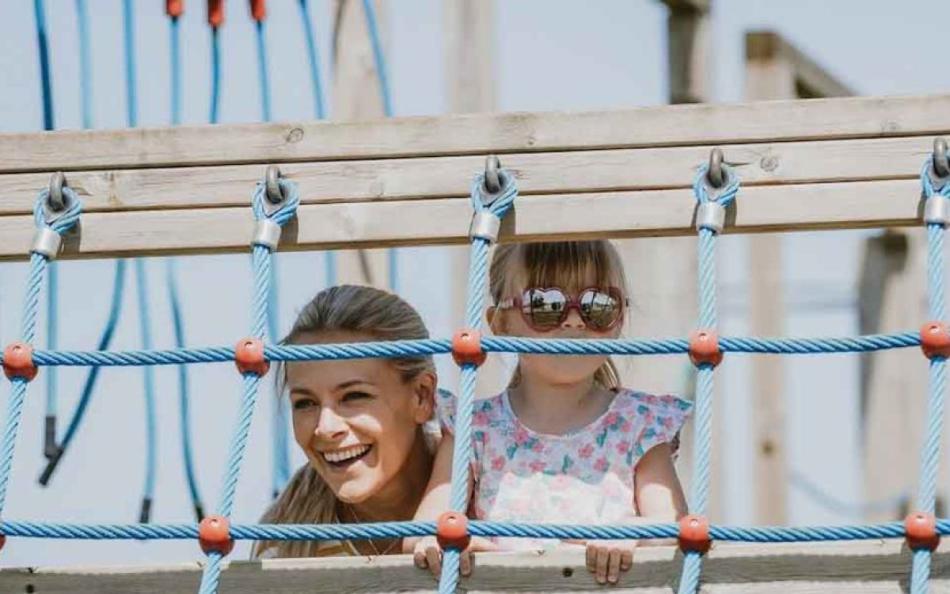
[322,444,371,464]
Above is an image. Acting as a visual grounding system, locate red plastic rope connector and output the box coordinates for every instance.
[436,511,470,550]
[234,338,269,376]
[905,511,940,551]
[920,321,950,360]
[678,514,711,554]
[249,0,266,21]
[452,329,486,368]
[688,329,722,368]
[208,0,225,27]
[3,342,37,382]
[199,515,234,556]
[167,0,184,17]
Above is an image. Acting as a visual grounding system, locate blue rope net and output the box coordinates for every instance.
[1,156,948,594]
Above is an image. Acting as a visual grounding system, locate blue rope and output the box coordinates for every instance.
[7,517,950,543]
[1,191,82,515]
[170,12,182,126]
[678,163,737,594]
[910,160,950,594]
[297,0,326,119]
[209,26,221,124]
[33,0,54,131]
[39,260,126,486]
[166,260,205,521]
[438,171,518,594]
[251,12,291,497]
[3,331,927,369]
[197,178,300,594]
[134,260,157,522]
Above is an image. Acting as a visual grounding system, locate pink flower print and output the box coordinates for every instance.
[661,416,675,430]
[529,460,547,473]
[473,411,490,427]
[514,427,531,446]
[620,420,633,433]
[532,440,545,453]
[594,457,609,472]
[616,440,630,455]
[578,443,595,459]
[491,456,506,471]
[604,412,620,427]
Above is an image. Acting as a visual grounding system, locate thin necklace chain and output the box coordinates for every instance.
[344,504,400,556]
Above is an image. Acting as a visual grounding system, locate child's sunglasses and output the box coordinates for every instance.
[496,287,627,333]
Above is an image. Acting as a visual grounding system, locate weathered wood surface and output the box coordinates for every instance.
[2,94,948,173]
[1,541,948,593]
[0,94,946,260]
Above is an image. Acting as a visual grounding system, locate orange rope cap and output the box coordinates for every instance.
[452,329,486,368]
[3,342,37,382]
[678,514,711,554]
[905,512,939,551]
[207,0,225,27]
[234,338,269,376]
[166,0,184,17]
[199,515,234,556]
[920,321,950,360]
[436,511,470,550]
[688,329,722,368]
[249,0,266,21]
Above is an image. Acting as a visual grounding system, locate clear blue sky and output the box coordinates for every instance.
[0,0,947,568]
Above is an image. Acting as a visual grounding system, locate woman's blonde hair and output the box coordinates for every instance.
[489,241,628,390]
[255,285,435,558]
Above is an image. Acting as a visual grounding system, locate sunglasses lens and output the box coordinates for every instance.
[579,290,622,330]
[522,289,567,330]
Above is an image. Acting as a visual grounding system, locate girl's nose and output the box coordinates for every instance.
[314,407,348,441]
[561,307,586,330]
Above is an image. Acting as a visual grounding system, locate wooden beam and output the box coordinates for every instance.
[0,134,939,216]
[2,93,949,173]
[661,0,711,104]
[331,0,389,287]
[746,31,854,99]
[1,541,948,592]
[0,179,928,262]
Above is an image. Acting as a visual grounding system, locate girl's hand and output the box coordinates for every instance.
[585,539,637,585]
[412,536,498,580]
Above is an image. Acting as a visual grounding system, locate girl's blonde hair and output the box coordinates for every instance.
[255,285,435,558]
[489,241,628,390]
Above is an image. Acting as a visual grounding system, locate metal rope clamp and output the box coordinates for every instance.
[32,172,74,259]
[252,165,288,250]
[695,148,729,234]
[925,138,950,226]
[469,155,505,243]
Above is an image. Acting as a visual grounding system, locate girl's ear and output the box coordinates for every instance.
[412,372,436,424]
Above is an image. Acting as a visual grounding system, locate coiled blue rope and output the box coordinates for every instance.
[0,190,82,515]
[910,159,950,594]
[678,162,738,594]
[3,330,926,370]
[197,177,300,594]
[439,170,518,594]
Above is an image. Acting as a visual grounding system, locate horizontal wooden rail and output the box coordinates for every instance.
[0,541,946,593]
[0,93,946,260]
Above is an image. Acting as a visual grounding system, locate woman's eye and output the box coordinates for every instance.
[342,391,371,403]
[292,398,317,411]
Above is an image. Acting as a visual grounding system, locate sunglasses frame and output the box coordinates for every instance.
[496,286,628,333]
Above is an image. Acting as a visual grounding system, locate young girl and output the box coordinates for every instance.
[406,241,692,585]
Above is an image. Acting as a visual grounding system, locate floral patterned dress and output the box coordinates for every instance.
[436,388,692,551]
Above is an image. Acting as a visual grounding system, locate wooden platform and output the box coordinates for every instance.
[0,93,948,260]
[2,540,949,593]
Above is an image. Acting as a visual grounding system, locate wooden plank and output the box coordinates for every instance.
[746,31,853,99]
[3,94,950,173]
[1,541,948,593]
[0,134,938,216]
[661,0,711,104]
[330,0,389,287]
[0,179,927,262]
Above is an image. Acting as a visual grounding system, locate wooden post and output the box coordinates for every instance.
[331,0,389,287]
[637,0,710,519]
[444,0,505,397]
[744,31,853,525]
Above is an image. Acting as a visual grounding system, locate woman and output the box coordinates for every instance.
[255,285,439,558]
